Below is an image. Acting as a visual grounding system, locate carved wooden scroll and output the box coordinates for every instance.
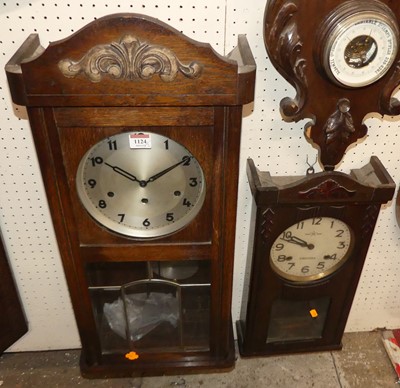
[264,0,400,170]
[264,0,307,120]
[58,34,203,83]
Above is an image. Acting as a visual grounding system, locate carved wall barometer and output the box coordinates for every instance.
[317,1,399,88]
[265,0,400,169]
[6,14,256,377]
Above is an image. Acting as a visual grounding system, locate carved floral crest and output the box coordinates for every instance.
[299,179,356,200]
[58,34,203,83]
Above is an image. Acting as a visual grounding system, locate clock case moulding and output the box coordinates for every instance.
[5,13,256,377]
[237,157,395,356]
[264,0,400,170]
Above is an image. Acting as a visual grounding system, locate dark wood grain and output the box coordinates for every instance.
[264,0,400,169]
[6,13,256,377]
[237,157,395,356]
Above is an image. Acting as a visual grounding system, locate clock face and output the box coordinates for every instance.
[322,11,399,88]
[270,217,353,282]
[76,131,206,238]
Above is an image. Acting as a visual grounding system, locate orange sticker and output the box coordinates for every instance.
[125,351,139,361]
[310,309,318,318]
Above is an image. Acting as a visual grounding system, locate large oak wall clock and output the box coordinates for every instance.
[6,14,256,377]
[237,157,395,356]
[264,0,400,170]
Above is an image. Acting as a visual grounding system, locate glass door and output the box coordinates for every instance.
[87,260,211,355]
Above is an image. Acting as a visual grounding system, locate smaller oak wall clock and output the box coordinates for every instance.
[237,157,394,356]
[264,0,400,170]
[6,14,256,377]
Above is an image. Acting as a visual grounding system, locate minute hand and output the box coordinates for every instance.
[145,156,191,184]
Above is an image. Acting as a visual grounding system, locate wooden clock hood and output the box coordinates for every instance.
[6,13,255,108]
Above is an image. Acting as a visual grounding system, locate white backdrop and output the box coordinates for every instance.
[0,0,399,351]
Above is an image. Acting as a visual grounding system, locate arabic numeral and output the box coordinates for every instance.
[98,200,106,209]
[88,179,96,188]
[118,213,125,223]
[182,156,191,166]
[183,198,192,207]
[143,218,151,227]
[275,243,284,251]
[301,266,310,274]
[166,213,174,222]
[277,255,287,262]
[324,254,337,260]
[312,217,322,225]
[335,229,344,238]
[189,177,198,187]
[283,231,292,239]
[90,156,103,166]
[108,140,117,150]
[317,262,325,270]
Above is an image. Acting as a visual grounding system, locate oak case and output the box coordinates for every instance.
[237,158,395,356]
[6,14,256,377]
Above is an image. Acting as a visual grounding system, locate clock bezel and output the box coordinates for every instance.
[269,216,355,283]
[75,131,207,239]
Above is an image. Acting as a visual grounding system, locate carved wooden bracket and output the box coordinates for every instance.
[58,34,203,83]
[264,0,308,120]
[264,0,400,170]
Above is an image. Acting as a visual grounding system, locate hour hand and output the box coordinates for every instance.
[280,235,314,250]
[105,163,140,184]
